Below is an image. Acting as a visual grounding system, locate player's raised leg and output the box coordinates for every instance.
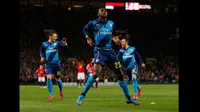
[76,64,101,106]
[131,65,141,99]
[55,71,64,99]
[56,77,64,99]
[132,74,142,99]
[112,67,140,104]
[132,74,141,99]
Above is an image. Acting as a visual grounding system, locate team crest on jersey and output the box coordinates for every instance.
[109,23,112,27]
[53,43,57,46]
[128,48,133,52]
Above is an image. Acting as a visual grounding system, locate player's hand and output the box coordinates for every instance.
[61,37,67,44]
[40,57,45,63]
[112,35,121,45]
[86,37,94,46]
[141,63,145,68]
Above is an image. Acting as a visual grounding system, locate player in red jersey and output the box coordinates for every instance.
[36,65,46,88]
[74,60,86,88]
[86,58,99,90]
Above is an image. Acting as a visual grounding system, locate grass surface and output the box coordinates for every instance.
[20,84,178,112]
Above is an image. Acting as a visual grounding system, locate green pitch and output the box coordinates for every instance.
[20,84,178,112]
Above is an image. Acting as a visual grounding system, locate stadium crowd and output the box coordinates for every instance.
[20,40,179,84]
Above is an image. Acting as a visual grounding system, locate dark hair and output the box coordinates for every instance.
[48,30,57,37]
[122,37,129,43]
[97,8,106,16]
[43,29,57,38]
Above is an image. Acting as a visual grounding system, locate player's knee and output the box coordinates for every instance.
[93,64,102,78]
[94,64,102,71]
[47,74,52,79]
[115,70,124,81]
[56,77,60,81]
[93,71,100,79]
[132,74,137,78]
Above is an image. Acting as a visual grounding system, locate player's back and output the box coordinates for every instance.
[119,46,137,70]
[41,41,60,65]
[84,19,115,49]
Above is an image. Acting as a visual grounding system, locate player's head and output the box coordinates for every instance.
[48,30,58,43]
[97,8,107,18]
[39,65,44,69]
[121,38,129,48]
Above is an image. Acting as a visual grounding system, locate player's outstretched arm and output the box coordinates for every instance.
[59,37,68,47]
[112,25,121,45]
[40,44,45,62]
[117,49,125,70]
[135,51,145,68]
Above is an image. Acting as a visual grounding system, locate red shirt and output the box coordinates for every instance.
[36,68,46,77]
[77,63,85,73]
[86,62,94,74]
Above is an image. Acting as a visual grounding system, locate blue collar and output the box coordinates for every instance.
[97,18,108,23]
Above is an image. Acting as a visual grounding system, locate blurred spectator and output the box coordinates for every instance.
[20,45,178,83]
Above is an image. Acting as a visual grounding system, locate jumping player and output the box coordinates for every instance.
[117,38,145,100]
[76,8,140,105]
[86,58,99,89]
[36,64,46,88]
[40,30,68,101]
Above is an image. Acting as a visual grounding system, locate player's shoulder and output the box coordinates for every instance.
[42,41,47,44]
[88,63,91,66]
[55,40,60,44]
[129,46,136,51]
[42,41,48,46]
[107,20,114,24]
[51,41,60,46]
[130,46,136,49]
[90,19,99,24]
[119,48,125,52]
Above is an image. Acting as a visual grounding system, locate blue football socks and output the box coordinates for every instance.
[132,77,140,94]
[57,79,63,93]
[47,79,53,95]
[81,76,95,95]
[118,80,131,99]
